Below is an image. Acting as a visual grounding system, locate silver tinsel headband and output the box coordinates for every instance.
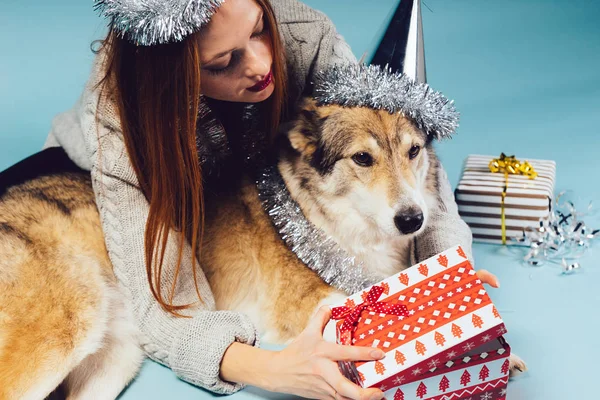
[94,0,225,46]
[313,64,460,139]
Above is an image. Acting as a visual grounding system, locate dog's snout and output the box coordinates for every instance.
[394,210,424,234]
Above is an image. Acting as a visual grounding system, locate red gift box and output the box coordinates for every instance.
[331,245,510,399]
[386,338,510,400]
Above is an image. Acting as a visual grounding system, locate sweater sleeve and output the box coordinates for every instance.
[273,0,357,103]
[410,161,474,264]
[54,56,259,395]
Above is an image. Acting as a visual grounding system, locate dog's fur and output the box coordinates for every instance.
[201,99,440,343]
[0,99,524,399]
[0,174,143,400]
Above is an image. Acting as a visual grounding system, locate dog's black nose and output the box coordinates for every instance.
[394,211,424,234]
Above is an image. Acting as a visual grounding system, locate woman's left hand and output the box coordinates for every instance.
[476,269,500,288]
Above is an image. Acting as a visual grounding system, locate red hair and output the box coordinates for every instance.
[96,0,287,315]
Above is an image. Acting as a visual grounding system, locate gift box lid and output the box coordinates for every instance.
[456,154,556,206]
[332,245,507,389]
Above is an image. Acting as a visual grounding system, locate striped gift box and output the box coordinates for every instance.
[455,154,556,245]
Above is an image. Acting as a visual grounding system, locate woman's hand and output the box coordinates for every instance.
[476,269,500,288]
[265,306,385,400]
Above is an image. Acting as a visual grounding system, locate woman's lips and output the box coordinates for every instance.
[247,70,273,92]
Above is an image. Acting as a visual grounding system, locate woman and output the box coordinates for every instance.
[44,0,495,399]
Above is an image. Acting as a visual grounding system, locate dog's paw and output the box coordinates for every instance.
[509,353,527,377]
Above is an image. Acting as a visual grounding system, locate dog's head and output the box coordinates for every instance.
[279,98,440,243]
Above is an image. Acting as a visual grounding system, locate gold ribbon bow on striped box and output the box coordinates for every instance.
[455,154,556,245]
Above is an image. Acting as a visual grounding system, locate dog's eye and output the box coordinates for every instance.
[409,145,421,160]
[351,152,374,167]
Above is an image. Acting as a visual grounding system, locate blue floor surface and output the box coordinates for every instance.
[2,1,599,399]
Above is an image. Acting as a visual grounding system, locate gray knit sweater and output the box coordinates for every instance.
[44,0,472,395]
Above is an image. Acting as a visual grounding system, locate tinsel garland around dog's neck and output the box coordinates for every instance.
[256,166,382,294]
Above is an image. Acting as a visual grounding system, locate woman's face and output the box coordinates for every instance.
[198,0,275,103]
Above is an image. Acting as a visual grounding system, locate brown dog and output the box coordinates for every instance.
[0,99,523,399]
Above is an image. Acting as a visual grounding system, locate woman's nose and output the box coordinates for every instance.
[244,43,271,80]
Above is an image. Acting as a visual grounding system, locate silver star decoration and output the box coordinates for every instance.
[412,367,423,376]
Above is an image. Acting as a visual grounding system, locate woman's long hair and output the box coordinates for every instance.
[95,0,287,315]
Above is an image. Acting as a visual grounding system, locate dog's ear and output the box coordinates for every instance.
[286,98,323,156]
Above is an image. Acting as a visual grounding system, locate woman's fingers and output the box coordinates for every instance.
[322,363,384,400]
[306,306,334,335]
[476,269,500,288]
[322,342,385,363]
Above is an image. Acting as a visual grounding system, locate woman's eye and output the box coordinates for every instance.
[351,152,374,167]
[409,145,421,160]
[205,52,241,75]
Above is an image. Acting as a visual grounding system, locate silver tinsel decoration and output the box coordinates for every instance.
[257,166,382,295]
[313,64,459,140]
[513,192,599,274]
[94,0,224,46]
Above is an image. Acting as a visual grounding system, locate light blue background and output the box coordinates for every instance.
[1,1,599,399]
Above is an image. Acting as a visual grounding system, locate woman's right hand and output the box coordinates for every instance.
[264,306,386,400]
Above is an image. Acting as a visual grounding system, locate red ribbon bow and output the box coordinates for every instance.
[331,285,409,344]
